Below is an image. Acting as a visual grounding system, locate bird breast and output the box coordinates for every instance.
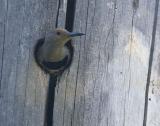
[41,45,69,62]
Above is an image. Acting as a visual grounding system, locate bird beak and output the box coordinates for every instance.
[69,32,85,37]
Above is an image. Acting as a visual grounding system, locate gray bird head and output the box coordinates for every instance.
[52,28,85,47]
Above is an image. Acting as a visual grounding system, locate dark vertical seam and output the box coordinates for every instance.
[44,75,57,126]
[55,0,61,28]
[65,0,77,31]
[143,0,159,126]
[3,0,9,125]
[0,23,5,94]
[0,0,8,96]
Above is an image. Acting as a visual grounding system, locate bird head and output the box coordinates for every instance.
[53,28,85,46]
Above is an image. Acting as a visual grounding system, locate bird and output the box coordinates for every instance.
[34,28,85,76]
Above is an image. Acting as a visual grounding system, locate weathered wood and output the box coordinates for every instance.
[147,0,160,126]
[56,0,67,28]
[0,0,6,94]
[1,0,160,126]
[0,0,63,126]
[53,0,157,126]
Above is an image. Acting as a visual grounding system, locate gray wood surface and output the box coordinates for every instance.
[147,0,160,126]
[53,0,159,126]
[0,0,61,126]
[0,0,160,126]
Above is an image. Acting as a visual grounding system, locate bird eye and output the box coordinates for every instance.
[56,32,61,35]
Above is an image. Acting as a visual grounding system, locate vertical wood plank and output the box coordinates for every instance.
[0,0,6,94]
[0,0,62,126]
[53,0,156,126]
[56,0,67,28]
[147,0,160,126]
[73,0,156,125]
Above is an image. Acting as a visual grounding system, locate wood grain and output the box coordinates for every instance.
[0,0,61,125]
[147,0,160,126]
[53,0,157,126]
[0,0,160,126]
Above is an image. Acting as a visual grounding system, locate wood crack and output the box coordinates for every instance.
[0,0,9,95]
[55,0,61,28]
[143,0,159,126]
[65,0,77,31]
